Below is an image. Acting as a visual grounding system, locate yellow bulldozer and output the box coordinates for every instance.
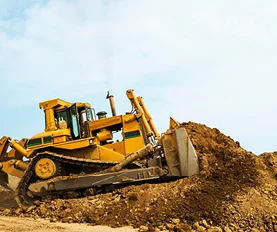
[0,89,199,207]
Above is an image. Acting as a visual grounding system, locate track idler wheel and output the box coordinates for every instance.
[35,158,60,179]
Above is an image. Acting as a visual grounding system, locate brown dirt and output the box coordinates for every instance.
[0,216,136,232]
[0,176,19,208]
[1,122,276,232]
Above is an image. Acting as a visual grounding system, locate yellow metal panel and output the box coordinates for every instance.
[104,141,125,155]
[29,131,52,139]
[122,114,137,130]
[27,137,96,156]
[53,136,67,144]
[45,108,56,131]
[97,145,125,162]
[61,146,100,159]
[0,160,25,178]
[75,102,91,108]
[89,115,122,131]
[27,129,71,150]
[52,138,95,150]
[31,129,70,141]
[124,136,145,155]
[122,115,145,154]
[52,129,71,137]
[59,145,125,162]
[39,99,72,110]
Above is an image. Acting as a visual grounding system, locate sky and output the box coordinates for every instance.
[0,0,276,154]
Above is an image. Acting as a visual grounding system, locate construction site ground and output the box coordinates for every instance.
[0,122,276,232]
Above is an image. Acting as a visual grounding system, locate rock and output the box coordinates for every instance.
[193,222,207,232]
[26,206,36,213]
[114,196,121,203]
[14,208,22,215]
[193,222,200,229]
[207,226,223,232]
[3,209,11,215]
[61,217,69,223]
[50,217,57,222]
[96,204,103,209]
[158,225,166,230]
[195,226,206,232]
[64,208,71,214]
[166,223,175,229]
[250,229,260,232]
[139,225,149,231]
[229,223,238,230]
[201,219,210,228]
[63,201,72,209]
[92,215,100,222]
[39,205,47,215]
[223,226,232,232]
[172,218,180,224]
[55,201,64,209]
[33,200,41,206]
[175,223,192,232]
[127,192,138,201]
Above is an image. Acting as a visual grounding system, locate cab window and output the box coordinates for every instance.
[86,107,93,121]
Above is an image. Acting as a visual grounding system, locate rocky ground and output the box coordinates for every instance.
[0,122,276,232]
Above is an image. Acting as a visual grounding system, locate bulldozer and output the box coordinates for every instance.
[0,89,199,208]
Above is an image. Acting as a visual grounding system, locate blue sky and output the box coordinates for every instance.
[0,0,276,154]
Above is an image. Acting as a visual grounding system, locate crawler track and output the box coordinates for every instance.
[15,151,120,208]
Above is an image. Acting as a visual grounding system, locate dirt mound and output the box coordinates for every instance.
[0,176,19,208]
[1,122,276,231]
[0,188,17,208]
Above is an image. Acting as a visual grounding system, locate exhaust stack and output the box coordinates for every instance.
[106,91,117,116]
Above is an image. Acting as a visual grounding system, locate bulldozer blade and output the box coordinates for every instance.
[162,127,199,177]
[169,117,180,129]
[0,171,12,190]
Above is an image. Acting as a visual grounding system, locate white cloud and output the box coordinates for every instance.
[0,0,276,153]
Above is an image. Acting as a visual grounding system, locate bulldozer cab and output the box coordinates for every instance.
[54,104,93,140]
[40,99,93,140]
[67,103,93,139]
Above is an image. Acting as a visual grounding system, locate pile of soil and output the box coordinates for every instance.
[0,188,17,208]
[1,122,276,231]
[0,176,19,208]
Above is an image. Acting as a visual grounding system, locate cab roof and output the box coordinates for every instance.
[39,98,91,110]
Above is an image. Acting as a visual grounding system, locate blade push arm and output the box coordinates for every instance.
[126,89,160,140]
